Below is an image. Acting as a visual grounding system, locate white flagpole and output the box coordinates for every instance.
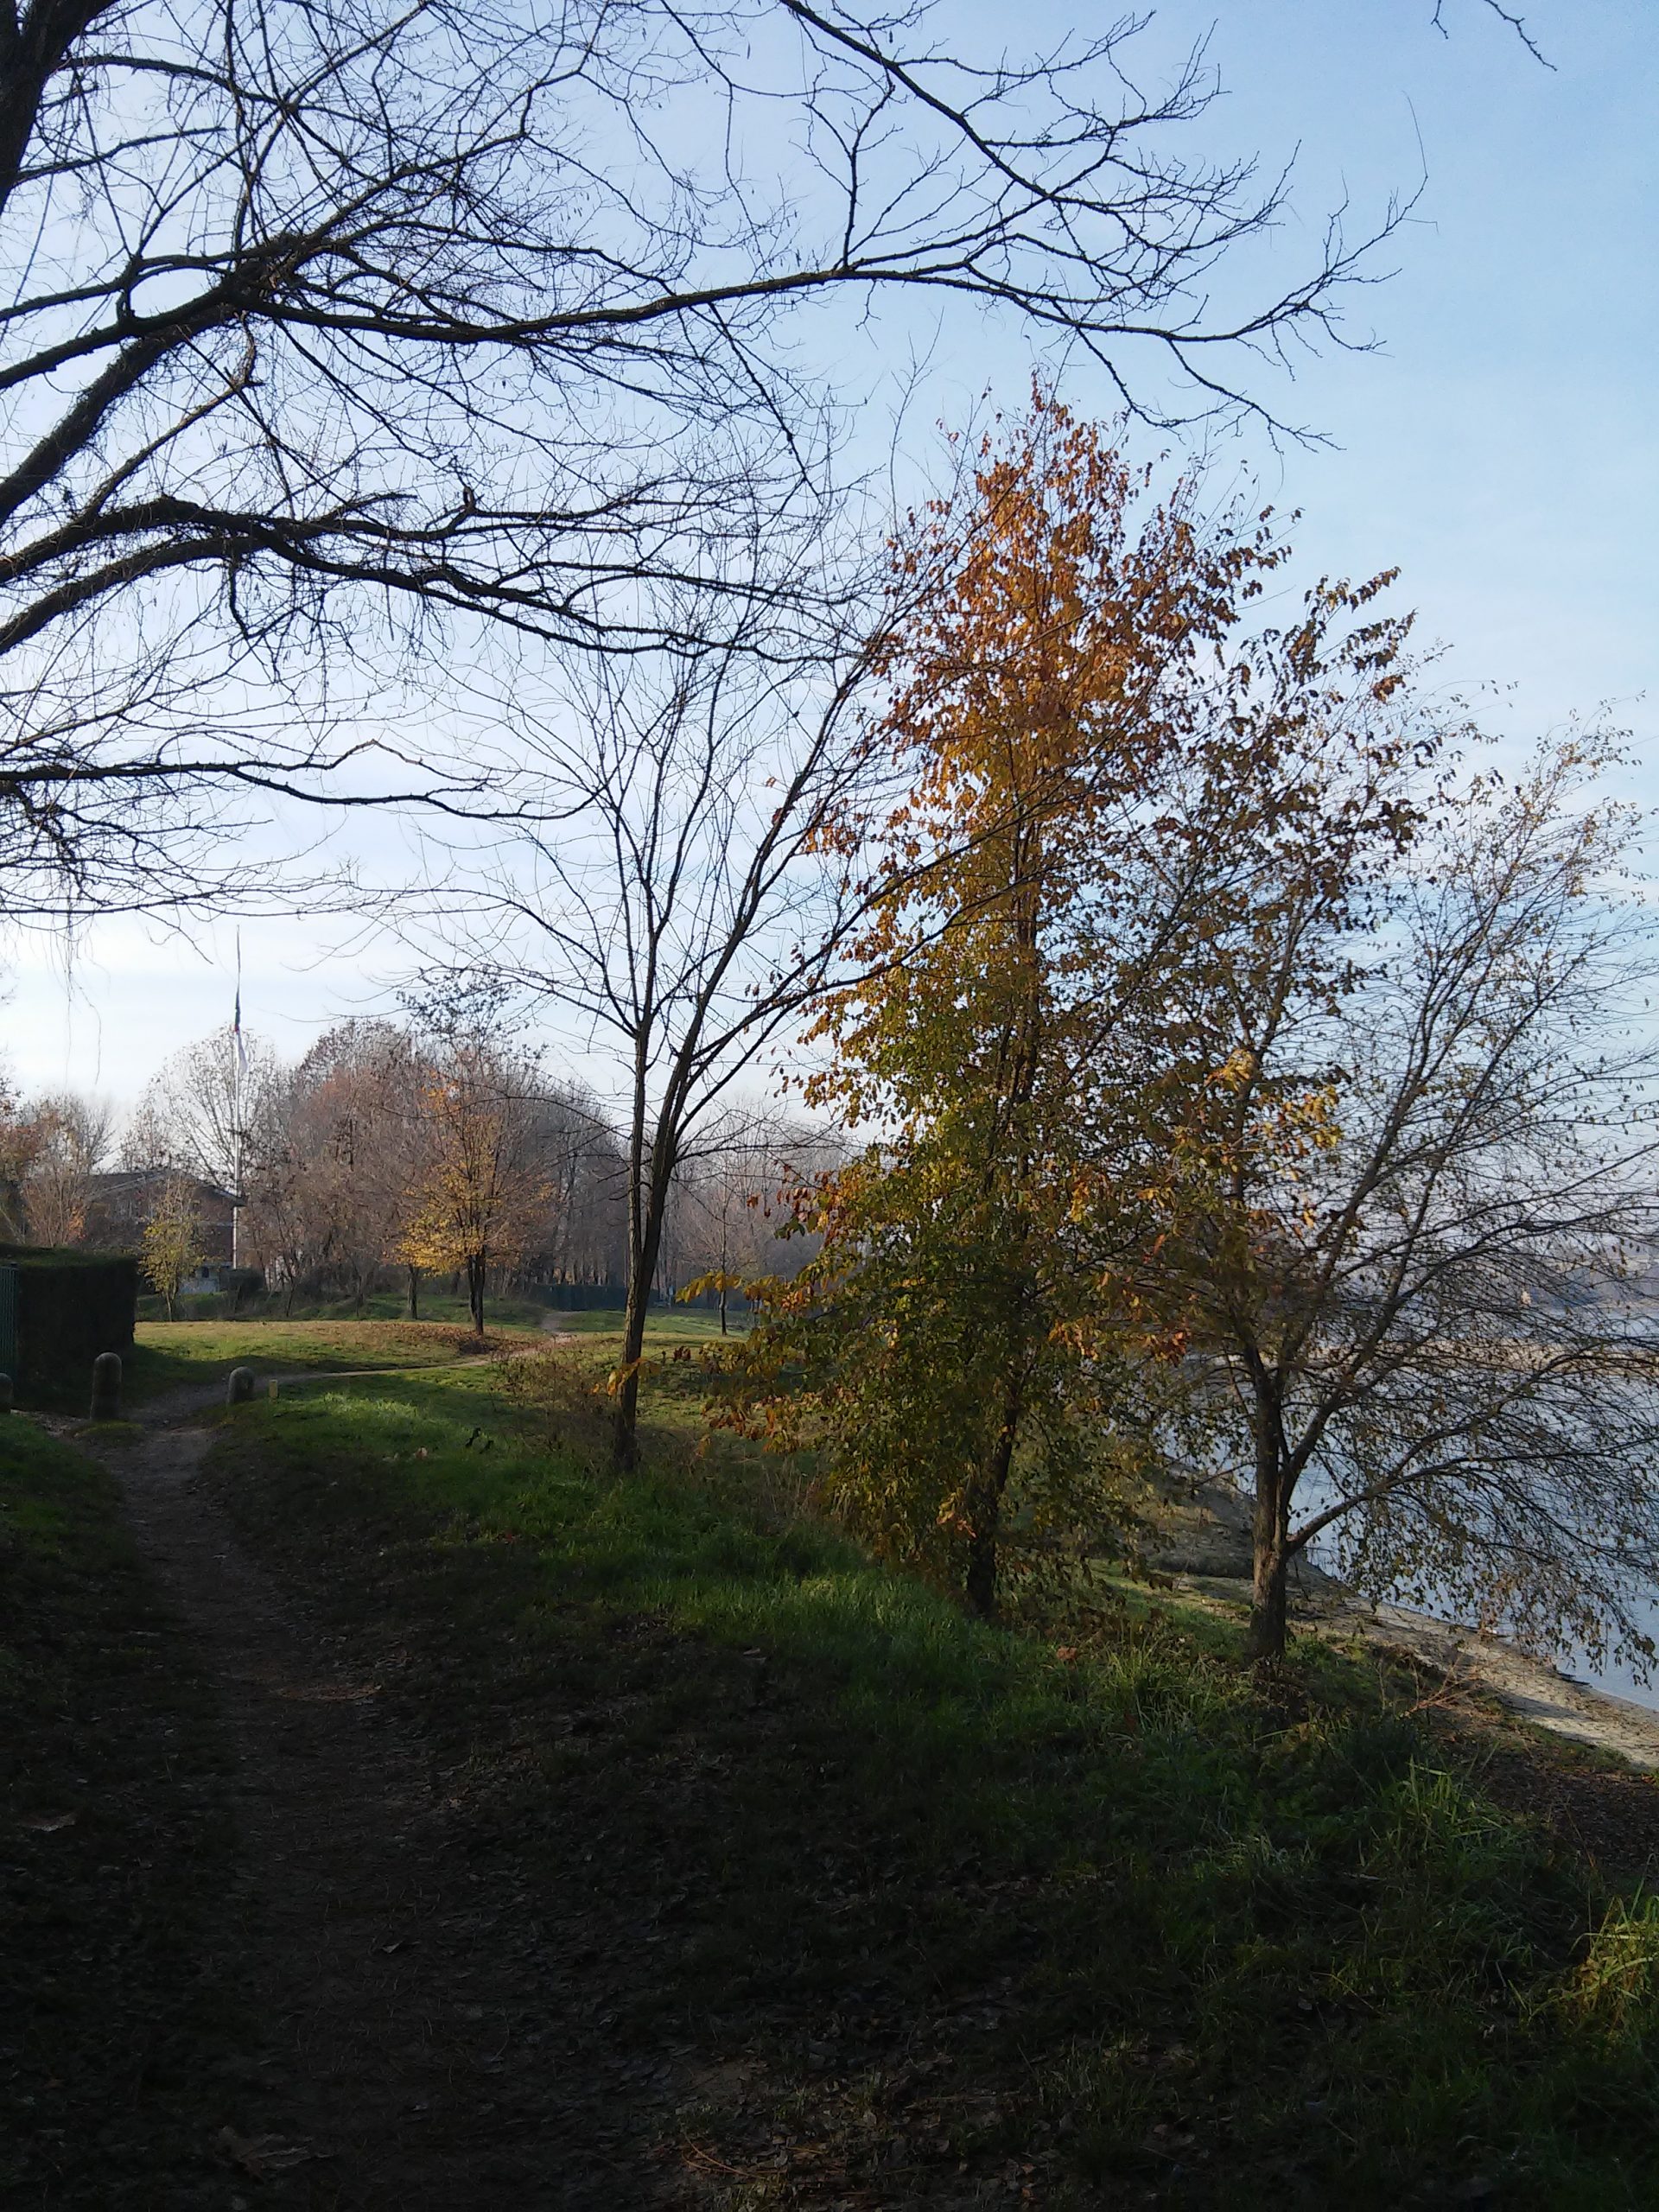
[232,933,244,1271]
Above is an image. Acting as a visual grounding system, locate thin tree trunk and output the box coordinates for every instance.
[467,1253,486,1335]
[1246,1391,1292,1664]
[963,1371,1023,1624]
[613,1174,673,1472]
[613,996,665,1473]
[613,1276,648,1472]
[407,1265,420,1320]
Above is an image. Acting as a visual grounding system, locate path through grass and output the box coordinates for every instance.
[0,1419,238,2206]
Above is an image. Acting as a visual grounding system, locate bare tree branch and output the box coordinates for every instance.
[2,0,1402,918]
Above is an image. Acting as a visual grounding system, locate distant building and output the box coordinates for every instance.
[84,1170,238,1266]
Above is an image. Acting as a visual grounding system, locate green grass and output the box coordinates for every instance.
[125,1305,732,1404]
[545,1303,742,1338]
[136,1280,747,1333]
[203,1346,1659,2208]
[138,1283,559,1328]
[124,1313,544,1401]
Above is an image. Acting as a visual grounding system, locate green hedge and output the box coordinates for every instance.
[0,1247,138,1402]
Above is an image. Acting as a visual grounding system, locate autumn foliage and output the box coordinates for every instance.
[722,396,1295,1614]
[396,1033,549,1338]
[715,395,1659,1671]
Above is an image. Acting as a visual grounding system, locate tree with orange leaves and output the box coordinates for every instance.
[397,1003,549,1338]
[721,397,1659,1680]
[726,394,1285,1618]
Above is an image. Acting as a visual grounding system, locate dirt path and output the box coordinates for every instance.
[99,1411,688,2210]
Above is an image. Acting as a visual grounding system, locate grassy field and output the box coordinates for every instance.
[134,1281,747,1334]
[186,1338,1659,2208]
[124,1312,542,1401]
[124,1304,733,1403]
[137,1284,560,1329]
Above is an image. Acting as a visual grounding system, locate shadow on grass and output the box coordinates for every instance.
[0,1418,239,2207]
[195,1364,1659,2210]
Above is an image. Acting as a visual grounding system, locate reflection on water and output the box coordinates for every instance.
[1309,1522,1659,1725]
[1561,1592,1659,1712]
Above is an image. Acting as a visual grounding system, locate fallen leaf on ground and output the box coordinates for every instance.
[215,2126,321,2176]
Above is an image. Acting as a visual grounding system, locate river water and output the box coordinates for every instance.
[1561,1605,1659,1710]
[1299,1525,1659,1714]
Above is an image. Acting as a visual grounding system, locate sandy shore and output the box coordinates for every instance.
[1315,1592,1659,1770]
[1153,1480,1659,1770]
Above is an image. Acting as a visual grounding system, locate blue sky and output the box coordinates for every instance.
[1197,0,1658,738]
[8,0,1656,1111]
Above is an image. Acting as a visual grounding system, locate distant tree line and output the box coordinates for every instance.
[0,1014,828,1335]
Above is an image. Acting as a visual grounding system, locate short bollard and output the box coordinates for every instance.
[226,1365,256,1406]
[0,1373,12,1414]
[90,1351,122,1421]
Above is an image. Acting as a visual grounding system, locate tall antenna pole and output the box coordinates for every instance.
[232,932,246,1271]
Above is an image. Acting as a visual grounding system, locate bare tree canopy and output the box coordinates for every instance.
[1146,721,1659,1667]
[432,624,886,1463]
[0,0,1403,919]
[1434,0,1551,67]
[122,1020,276,1195]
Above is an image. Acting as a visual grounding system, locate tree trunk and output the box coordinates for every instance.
[613,1280,647,1471]
[613,1194,672,1472]
[963,1373,1023,1624]
[467,1253,486,1335]
[963,1497,1001,1622]
[1246,1398,1292,1664]
[719,1285,728,1335]
[407,1265,420,1320]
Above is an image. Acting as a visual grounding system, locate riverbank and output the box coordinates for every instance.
[1151,1478,1659,1770]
